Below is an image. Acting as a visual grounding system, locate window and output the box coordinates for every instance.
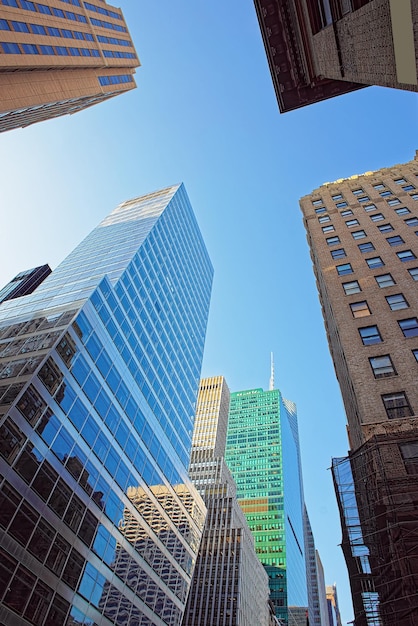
[346,219,359,228]
[369,355,395,378]
[336,201,348,208]
[343,281,361,295]
[331,248,346,259]
[408,267,418,280]
[370,213,384,222]
[402,185,415,192]
[395,207,410,215]
[411,193,418,200]
[359,326,382,345]
[352,189,364,195]
[413,350,418,362]
[336,263,353,276]
[40,44,55,54]
[30,23,46,34]
[0,19,10,30]
[11,21,29,32]
[322,225,335,233]
[397,250,416,262]
[405,217,418,227]
[22,43,39,54]
[312,199,323,206]
[387,235,405,246]
[378,223,394,233]
[380,190,392,197]
[350,301,371,318]
[386,294,409,310]
[318,215,330,223]
[399,441,418,475]
[387,198,401,206]
[1,42,21,53]
[352,230,366,240]
[382,392,413,419]
[373,184,385,190]
[315,207,326,214]
[394,178,407,185]
[47,26,60,36]
[340,209,353,217]
[375,273,395,288]
[326,236,340,246]
[366,257,384,269]
[358,242,375,253]
[364,204,377,212]
[332,194,343,201]
[37,3,51,14]
[399,318,418,338]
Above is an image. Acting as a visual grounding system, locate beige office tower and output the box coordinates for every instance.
[0,0,139,132]
[182,376,271,626]
[300,153,418,626]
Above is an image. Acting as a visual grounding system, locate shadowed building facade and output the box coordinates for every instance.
[0,183,213,626]
[0,0,139,132]
[225,386,308,625]
[300,153,418,625]
[0,265,51,304]
[182,377,270,626]
[253,0,417,113]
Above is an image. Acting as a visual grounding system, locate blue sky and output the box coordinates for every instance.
[0,1,417,623]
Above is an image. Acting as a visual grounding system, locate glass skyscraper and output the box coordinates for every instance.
[225,387,308,625]
[0,184,213,626]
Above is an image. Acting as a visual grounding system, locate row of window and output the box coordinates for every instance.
[0,18,132,47]
[350,293,410,318]
[83,2,122,21]
[1,0,128,32]
[335,249,417,277]
[322,207,413,234]
[98,74,134,86]
[312,173,418,208]
[342,267,418,295]
[1,40,100,55]
[369,351,418,379]
[358,318,418,345]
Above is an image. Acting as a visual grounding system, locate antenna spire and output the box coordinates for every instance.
[269,352,275,391]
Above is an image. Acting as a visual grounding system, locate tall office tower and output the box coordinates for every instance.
[182,377,270,626]
[300,153,418,626]
[326,584,342,626]
[0,265,51,304]
[225,385,308,625]
[0,183,213,626]
[315,552,330,626]
[253,0,417,113]
[0,0,139,132]
[304,508,325,626]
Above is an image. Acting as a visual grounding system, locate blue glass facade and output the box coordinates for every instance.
[0,184,213,626]
[225,388,308,625]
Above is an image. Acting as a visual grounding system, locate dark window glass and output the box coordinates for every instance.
[3,564,36,614]
[375,274,395,288]
[382,392,413,419]
[331,248,346,259]
[359,326,382,345]
[358,242,375,253]
[24,580,53,626]
[49,479,72,518]
[399,441,418,475]
[397,250,416,262]
[62,549,84,590]
[0,482,21,528]
[9,501,38,546]
[387,235,404,246]
[336,201,348,208]
[370,355,395,378]
[45,535,70,576]
[0,418,25,463]
[336,263,353,276]
[14,443,41,483]
[27,518,55,561]
[17,385,46,425]
[405,217,418,226]
[0,548,17,592]
[63,494,84,532]
[45,595,70,626]
[399,318,418,338]
[38,359,62,394]
[386,294,409,311]
[350,301,371,318]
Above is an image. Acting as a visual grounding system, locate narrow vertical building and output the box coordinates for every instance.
[300,153,418,625]
[0,0,139,131]
[182,376,270,626]
[225,382,308,625]
[0,184,213,626]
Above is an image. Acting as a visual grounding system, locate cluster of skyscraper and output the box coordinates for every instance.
[0,1,417,626]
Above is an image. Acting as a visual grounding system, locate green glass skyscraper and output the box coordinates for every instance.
[225,384,308,625]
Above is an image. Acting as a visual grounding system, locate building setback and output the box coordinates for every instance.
[253,0,418,113]
[0,183,213,626]
[182,376,270,626]
[300,153,418,626]
[225,386,308,625]
[0,0,139,132]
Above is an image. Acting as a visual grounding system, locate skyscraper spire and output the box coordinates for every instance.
[269,352,275,391]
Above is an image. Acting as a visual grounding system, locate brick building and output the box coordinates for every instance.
[0,0,139,131]
[300,153,418,625]
[254,0,418,112]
